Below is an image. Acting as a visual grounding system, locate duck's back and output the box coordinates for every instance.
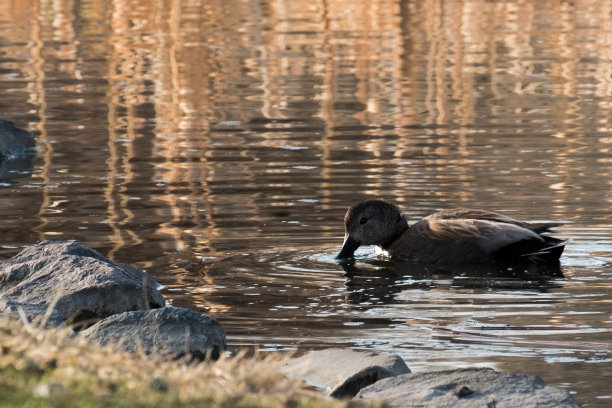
[425,208,562,233]
[384,209,564,264]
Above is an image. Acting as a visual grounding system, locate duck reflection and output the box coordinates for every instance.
[337,258,564,305]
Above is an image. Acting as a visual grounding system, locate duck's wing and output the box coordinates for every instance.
[413,218,545,253]
[395,217,561,263]
[425,209,562,233]
[426,208,517,221]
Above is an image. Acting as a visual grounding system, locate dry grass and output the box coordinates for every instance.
[0,316,376,408]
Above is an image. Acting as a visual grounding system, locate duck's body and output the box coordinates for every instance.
[336,200,565,264]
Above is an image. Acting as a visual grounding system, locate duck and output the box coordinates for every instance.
[336,199,565,264]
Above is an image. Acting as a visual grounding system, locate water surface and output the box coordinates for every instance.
[1,0,612,406]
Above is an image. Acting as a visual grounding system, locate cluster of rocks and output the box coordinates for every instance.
[0,241,582,407]
[0,241,226,359]
[280,348,582,407]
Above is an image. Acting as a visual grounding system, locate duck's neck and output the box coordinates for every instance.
[380,218,409,248]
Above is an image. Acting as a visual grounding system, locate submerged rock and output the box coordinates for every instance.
[356,367,581,408]
[81,307,226,360]
[0,241,165,328]
[0,118,36,181]
[279,348,411,398]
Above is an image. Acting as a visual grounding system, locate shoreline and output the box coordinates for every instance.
[0,241,582,407]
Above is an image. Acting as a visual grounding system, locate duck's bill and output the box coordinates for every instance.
[336,236,361,259]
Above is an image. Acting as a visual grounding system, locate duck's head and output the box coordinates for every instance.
[336,199,408,259]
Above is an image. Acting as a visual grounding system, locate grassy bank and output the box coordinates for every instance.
[0,317,375,408]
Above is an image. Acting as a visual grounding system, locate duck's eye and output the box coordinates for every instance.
[359,217,368,225]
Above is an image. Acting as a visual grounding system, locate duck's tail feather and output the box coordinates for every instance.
[521,240,566,264]
[526,222,564,234]
[492,236,566,264]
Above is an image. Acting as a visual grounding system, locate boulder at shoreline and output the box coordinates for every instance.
[280,348,411,398]
[82,307,226,360]
[357,367,581,408]
[0,241,165,327]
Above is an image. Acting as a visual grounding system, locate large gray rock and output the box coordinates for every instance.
[0,118,36,181]
[279,348,411,398]
[357,367,581,408]
[81,307,226,360]
[0,241,165,327]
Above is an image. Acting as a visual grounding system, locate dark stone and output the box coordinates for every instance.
[81,307,226,360]
[0,241,165,328]
[357,367,581,408]
[456,385,474,398]
[0,118,36,181]
[279,348,411,398]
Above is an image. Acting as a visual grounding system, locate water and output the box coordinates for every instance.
[1,0,612,405]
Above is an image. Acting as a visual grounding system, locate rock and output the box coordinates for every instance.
[81,307,226,360]
[0,118,36,181]
[0,241,165,328]
[279,348,411,398]
[357,367,582,408]
[0,118,35,159]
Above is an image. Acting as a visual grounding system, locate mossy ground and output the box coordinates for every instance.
[0,317,379,408]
